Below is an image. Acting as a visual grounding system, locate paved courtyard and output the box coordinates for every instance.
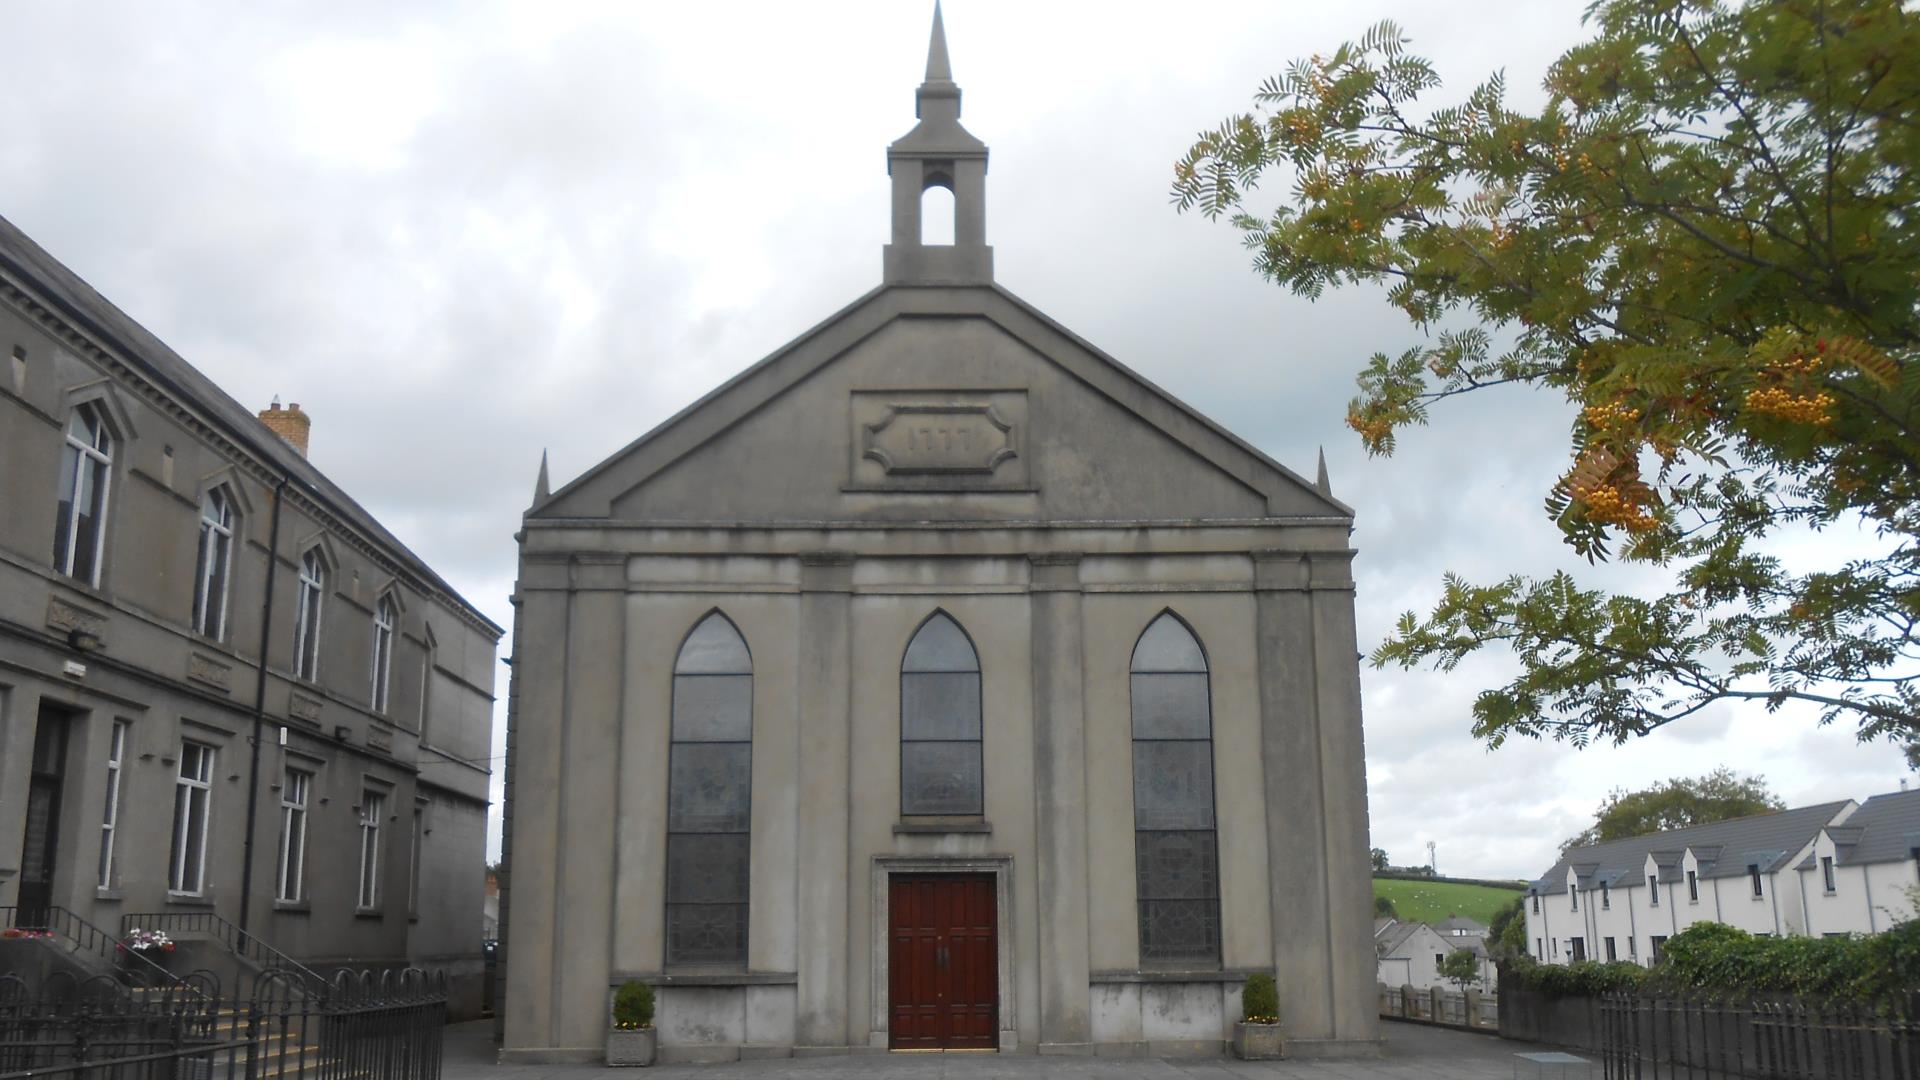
[446,1020,1591,1079]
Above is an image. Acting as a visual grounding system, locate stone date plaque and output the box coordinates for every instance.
[864,404,1014,475]
[848,390,1030,492]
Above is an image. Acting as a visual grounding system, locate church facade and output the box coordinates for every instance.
[499,10,1378,1062]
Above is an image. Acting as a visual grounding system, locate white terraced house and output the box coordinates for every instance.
[1523,790,1920,969]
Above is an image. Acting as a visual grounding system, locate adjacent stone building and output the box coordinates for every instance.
[0,214,501,1015]
[501,10,1379,1062]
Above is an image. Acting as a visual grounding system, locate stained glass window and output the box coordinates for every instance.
[665,612,751,966]
[1131,613,1221,965]
[901,613,982,816]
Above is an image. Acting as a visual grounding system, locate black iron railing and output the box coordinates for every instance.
[1600,992,1920,1080]
[118,912,326,997]
[0,907,186,992]
[0,968,446,1080]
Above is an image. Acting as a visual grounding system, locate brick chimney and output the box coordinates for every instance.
[259,398,311,458]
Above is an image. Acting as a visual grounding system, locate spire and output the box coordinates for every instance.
[1316,446,1332,497]
[884,2,993,284]
[532,449,550,507]
[925,1,952,82]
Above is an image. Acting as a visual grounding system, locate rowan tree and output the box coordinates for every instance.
[1173,0,1920,752]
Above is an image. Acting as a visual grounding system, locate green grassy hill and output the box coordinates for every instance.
[1373,877,1525,925]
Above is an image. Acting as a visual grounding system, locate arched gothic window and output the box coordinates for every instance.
[292,550,327,680]
[192,487,235,639]
[1130,612,1222,965]
[900,612,982,816]
[370,594,397,713]
[665,612,752,966]
[54,402,113,583]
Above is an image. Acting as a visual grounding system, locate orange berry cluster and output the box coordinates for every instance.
[1571,481,1658,533]
[1582,401,1641,433]
[1744,386,1834,425]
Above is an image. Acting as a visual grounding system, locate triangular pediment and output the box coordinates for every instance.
[536,285,1349,526]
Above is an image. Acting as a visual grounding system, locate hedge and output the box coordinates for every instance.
[1503,919,1920,1001]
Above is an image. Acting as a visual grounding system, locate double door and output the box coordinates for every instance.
[888,874,996,1050]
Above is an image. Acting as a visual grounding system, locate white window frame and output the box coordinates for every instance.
[358,788,387,910]
[277,766,312,903]
[293,550,325,680]
[1687,869,1699,902]
[55,403,113,584]
[1648,874,1660,906]
[168,741,215,896]
[1749,863,1764,899]
[97,720,129,888]
[1821,855,1835,894]
[370,595,395,713]
[192,488,235,639]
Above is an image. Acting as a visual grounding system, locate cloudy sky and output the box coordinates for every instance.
[4,1,1908,880]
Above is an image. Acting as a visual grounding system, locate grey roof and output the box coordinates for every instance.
[1833,789,1920,867]
[0,214,501,638]
[1434,915,1488,936]
[1375,921,1431,957]
[1532,800,1854,891]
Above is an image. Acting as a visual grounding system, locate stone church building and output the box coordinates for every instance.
[500,9,1378,1063]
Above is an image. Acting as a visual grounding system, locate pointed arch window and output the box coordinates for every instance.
[54,402,113,584]
[1130,612,1222,966]
[370,594,397,713]
[900,612,983,817]
[192,488,236,639]
[665,612,752,967]
[292,550,326,680]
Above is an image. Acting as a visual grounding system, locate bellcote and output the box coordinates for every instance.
[884,2,993,285]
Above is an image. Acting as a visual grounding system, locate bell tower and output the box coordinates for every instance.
[883,2,993,285]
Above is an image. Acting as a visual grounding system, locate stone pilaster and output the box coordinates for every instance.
[1251,551,1333,1039]
[794,553,854,1048]
[1308,552,1379,1042]
[1029,553,1092,1050]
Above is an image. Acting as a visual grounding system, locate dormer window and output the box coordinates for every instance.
[1749,863,1763,898]
[1687,869,1699,902]
[1531,892,1539,914]
[1648,874,1660,905]
[1601,882,1610,910]
[1821,855,1836,894]
[1568,882,1578,911]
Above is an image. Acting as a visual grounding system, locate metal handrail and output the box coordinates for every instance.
[117,911,326,995]
[0,906,188,994]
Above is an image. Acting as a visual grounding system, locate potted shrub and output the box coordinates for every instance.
[1232,972,1283,1060]
[606,980,656,1066]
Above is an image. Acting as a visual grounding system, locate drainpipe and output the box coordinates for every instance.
[238,476,288,935]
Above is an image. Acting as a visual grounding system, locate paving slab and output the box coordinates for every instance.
[447,1020,1591,1080]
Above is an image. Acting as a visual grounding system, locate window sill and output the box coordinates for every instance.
[894,817,991,835]
[1091,968,1266,984]
[95,888,124,902]
[274,900,311,914]
[618,970,797,987]
[354,908,384,920]
[166,892,216,907]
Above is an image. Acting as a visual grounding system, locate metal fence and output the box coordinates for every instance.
[1599,992,1920,1080]
[0,968,447,1080]
[1378,982,1500,1030]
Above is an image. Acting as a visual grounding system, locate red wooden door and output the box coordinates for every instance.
[888,874,997,1050]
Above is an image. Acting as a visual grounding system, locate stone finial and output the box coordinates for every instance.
[533,449,551,507]
[884,2,993,285]
[1316,446,1332,497]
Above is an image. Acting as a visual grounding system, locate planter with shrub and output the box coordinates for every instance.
[1232,972,1284,1060]
[606,981,656,1067]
